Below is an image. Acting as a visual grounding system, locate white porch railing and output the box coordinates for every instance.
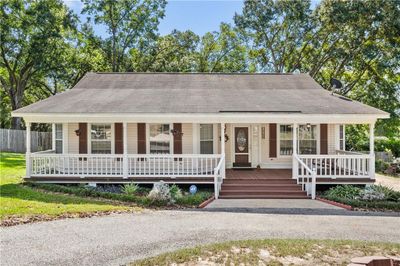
[213,154,225,199]
[30,153,223,179]
[296,154,372,179]
[294,154,316,199]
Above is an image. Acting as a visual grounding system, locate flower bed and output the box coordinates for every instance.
[320,185,400,212]
[26,182,213,208]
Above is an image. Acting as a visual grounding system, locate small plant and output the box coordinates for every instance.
[170,184,183,200]
[122,183,139,195]
[147,181,172,203]
[324,185,362,200]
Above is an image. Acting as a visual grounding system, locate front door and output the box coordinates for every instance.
[233,127,251,167]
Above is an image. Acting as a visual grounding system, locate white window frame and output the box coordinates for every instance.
[297,124,320,155]
[277,124,293,158]
[55,123,63,154]
[199,124,214,154]
[88,123,114,154]
[335,124,346,151]
[146,123,173,154]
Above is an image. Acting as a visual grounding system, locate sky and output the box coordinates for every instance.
[63,0,320,37]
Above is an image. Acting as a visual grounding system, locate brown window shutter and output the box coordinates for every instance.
[137,123,146,154]
[114,123,123,154]
[320,124,328,155]
[269,123,277,158]
[173,123,182,154]
[79,123,87,154]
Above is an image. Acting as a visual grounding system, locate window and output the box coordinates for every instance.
[91,124,111,154]
[279,125,293,156]
[339,125,345,150]
[200,124,213,154]
[149,124,170,154]
[55,124,63,154]
[298,125,317,154]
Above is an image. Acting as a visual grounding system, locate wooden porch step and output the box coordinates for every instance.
[220,190,307,196]
[221,184,302,191]
[223,179,297,184]
[219,195,310,199]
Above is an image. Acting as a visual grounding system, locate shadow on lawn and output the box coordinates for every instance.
[0,154,26,168]
[0,183,116,206]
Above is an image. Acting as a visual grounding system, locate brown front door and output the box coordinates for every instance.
[234,127,250,167]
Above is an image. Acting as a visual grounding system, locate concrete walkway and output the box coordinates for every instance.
[1,209,399,266]
[206,199,343,210]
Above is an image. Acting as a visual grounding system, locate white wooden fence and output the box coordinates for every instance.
[0,128,52,153]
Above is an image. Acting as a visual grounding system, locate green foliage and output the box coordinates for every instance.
[322,184,400,211]
[376,138,400,158]
[169,184,183,200]
[0,152,130,219]
[324,185,362,200]
[375,159,390,173]
[175,192,212,206]
[82,0,167,72]
[122,183,139,195]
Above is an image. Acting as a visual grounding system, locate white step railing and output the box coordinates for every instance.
[294,154,316,199]
[297,154,371,179]
[30,153,222,179]
[213,154,225,199]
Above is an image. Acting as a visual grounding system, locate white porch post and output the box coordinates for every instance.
[220,123,225,178]
[369,122,375,179]
[123,122,128,179]
[292,123,298,180]
[26,122,31,178]
[52,123,56,151]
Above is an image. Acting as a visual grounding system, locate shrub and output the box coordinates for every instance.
[169,184,183,200]
[359,186,385,201]
[324,185,362,200]
[176,191,212,206]
[147,181,172,203]
[375,159,390,173]
[122,183,139,195]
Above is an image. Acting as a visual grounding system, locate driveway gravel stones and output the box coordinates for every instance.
[1,209,399,266]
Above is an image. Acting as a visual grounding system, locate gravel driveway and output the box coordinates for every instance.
[1,210,399,266]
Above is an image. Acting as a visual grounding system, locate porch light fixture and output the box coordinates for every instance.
[306,123,311,128]
[170,128,183,137]
[75,129,81,136]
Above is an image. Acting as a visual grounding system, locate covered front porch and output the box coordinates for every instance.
[23,119,377,199]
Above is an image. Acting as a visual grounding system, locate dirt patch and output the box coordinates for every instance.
[0,209,141,227]
[131,240,400,266]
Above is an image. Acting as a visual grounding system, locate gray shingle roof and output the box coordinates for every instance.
[13,72,388,115]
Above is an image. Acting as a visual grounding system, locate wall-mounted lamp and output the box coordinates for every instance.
[75,129,81,136]
[170,128,183,137]
[306,123,311,128]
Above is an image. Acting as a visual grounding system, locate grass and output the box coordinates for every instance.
[131,239,400,266]
[0,152,134,221]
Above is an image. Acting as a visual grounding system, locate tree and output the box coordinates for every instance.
[234,0,312,73]
[129,30,200,72]
[196,23,248,73]
[0,0,77,129]
[82,0,166,72]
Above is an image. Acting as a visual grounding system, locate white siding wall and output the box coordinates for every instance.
[182,123,193,154]
[68,123,79,154]
[328,124,336,154]
[127,123,138,153]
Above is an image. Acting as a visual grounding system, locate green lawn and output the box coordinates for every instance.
[131,239,400,266]
[0,152,133,221]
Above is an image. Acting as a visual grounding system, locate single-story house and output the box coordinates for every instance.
[12,73,389,199]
